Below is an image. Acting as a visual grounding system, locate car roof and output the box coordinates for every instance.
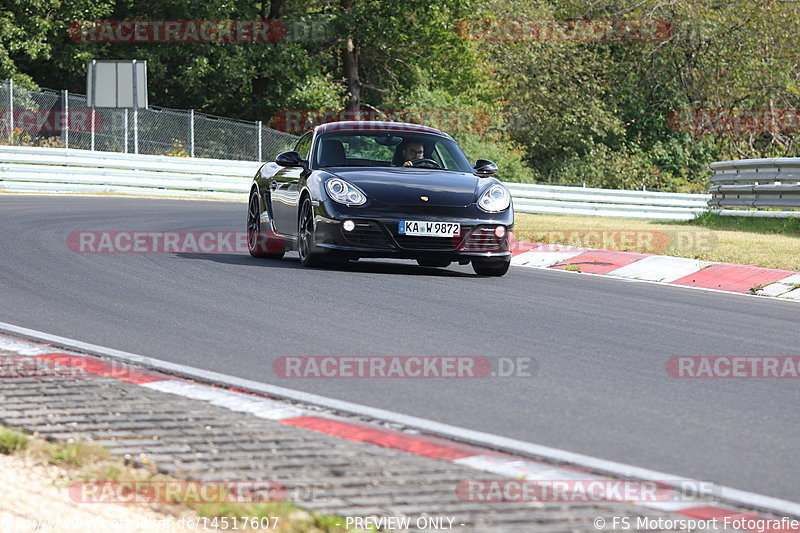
[314,121,452,139]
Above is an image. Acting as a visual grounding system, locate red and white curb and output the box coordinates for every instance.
[512,242,800,300]
[0,327,798,529]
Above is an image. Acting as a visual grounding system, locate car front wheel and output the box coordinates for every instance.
[298,197,326,267]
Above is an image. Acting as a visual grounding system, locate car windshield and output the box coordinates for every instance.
[313,131,474,173]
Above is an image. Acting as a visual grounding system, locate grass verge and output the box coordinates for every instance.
[513,212,800,271]
[0,425,373,533]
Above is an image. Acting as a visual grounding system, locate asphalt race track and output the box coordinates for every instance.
[1,195,799,502]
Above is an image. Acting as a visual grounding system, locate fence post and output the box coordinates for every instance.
[124,109,129,153]
[90,107,95,150]
[257,120,262,161]
[8,79,13,141]
[62,90,69,149]
[133,108,139,154]
[190,109,195,157]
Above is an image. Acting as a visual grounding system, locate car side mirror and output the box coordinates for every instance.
[474,159,498,176]
[275,151,306,167]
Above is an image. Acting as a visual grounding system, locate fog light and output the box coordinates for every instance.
[343,220,356,232]
[494,225,506,238]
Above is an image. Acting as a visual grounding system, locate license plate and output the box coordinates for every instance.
[398,221,460,237]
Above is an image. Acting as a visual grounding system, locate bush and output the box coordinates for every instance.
[0,129,64,149]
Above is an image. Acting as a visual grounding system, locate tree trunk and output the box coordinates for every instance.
[268,0,285,20]
[341,0,360,111]
[343,37,361,111]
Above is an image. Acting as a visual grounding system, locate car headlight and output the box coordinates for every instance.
[477,184,511,212]
[325,178,367,206]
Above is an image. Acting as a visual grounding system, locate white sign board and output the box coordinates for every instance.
[86,60,148,108]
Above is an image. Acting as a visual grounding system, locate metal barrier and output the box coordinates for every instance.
[507,183,709,221]
[0,145,260,200]
[709,158,800,216]
[0,145,712,219]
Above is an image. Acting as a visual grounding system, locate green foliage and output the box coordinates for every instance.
[0,128,65,148]
[457,132,531,182]
[388,86,531,181]
[48,442,108,467]
[476,0,800,190]
[2,0,799,191]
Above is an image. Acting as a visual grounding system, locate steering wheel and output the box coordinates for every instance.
[409,158,441,169]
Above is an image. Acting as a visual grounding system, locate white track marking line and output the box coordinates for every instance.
[0,336,62,355]
[513,259,800,305]
[511,246,587,267]
[606,255,713,283]
[0,321,798,518]
[143,380,308,420]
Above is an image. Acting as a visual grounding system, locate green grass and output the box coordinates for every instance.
[689,212,800,236]
[514,213,800,271]
[0,426,29,454]
[48,442,109,467]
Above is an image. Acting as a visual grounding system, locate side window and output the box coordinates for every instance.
[435,141,459,170]
[294,133,312,159]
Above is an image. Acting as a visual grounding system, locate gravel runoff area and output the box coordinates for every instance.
[0,452,201,532]
[0,341,765,533]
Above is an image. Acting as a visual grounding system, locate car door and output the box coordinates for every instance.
[271,132,312,236]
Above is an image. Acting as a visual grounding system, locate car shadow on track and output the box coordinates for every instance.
[174,253,476,277]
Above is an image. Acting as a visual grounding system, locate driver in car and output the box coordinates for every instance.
[399,141,425,166]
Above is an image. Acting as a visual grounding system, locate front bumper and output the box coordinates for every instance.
[312,202,514,260]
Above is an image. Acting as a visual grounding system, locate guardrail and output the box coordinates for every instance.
[0,145,259,200]
[0,145,711,219]
[507,183,709,221]
[709,158,800,216]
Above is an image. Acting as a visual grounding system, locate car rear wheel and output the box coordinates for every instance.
[298,197,326,267]
[247,190,285,259]
[472,257,510,276]
[416,258,451,268]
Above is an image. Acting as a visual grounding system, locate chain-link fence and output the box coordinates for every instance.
[0,79,298,161]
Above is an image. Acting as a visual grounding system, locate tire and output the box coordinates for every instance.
[247,190,285,259]
[472,257,510,277]
[416,258,451,268]
[298,196,326,267]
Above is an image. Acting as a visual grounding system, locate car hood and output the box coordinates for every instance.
[324,168,479,207]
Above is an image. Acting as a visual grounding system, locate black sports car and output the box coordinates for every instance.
[246,121,514,276]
